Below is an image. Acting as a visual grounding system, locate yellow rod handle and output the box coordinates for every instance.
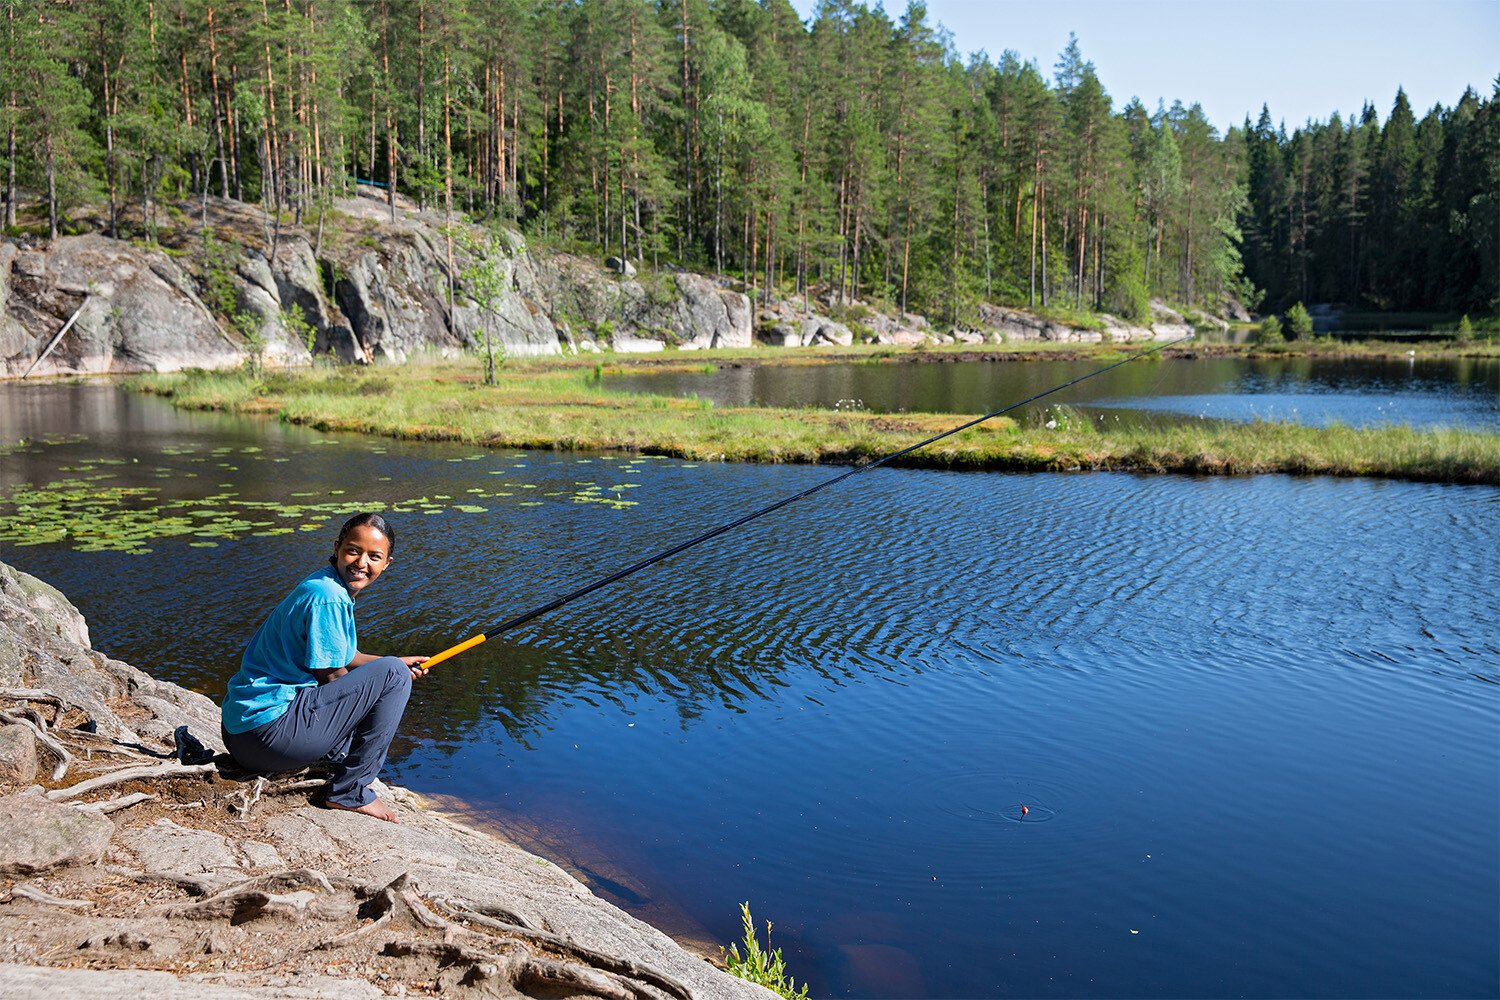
[423,633,487,669]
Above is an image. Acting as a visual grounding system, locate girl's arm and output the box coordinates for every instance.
[314,651,430,684]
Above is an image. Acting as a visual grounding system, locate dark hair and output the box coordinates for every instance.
[331,512,395,559]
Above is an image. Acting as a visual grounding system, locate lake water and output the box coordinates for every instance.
[2,382,1497,998]
[608,355,1500,430]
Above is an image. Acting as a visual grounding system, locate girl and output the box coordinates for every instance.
[222,512,428,823]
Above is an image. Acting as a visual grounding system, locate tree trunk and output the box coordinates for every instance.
[443,46,455,310]
[99,22,117,236]
[679,0,692,253]
[45,134,57,239]
[416,2,426,209]
[207,5,228,199]
[2,2,13,227]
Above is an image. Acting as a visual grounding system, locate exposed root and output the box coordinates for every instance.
[264,777,330,794]
[0,689,66,713]
[382,937,643,1000]
[45,761,216,801]
[159,869,348,924]
[9,883,94,909]
[102,864,223,897]
[73,791,155,814]
[226,775,266,821]
[436,899,693,1000]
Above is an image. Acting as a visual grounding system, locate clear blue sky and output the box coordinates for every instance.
[789,0,1498,134]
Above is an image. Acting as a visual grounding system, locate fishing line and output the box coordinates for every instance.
[422,333,1195,668]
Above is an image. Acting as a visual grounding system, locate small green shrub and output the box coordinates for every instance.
[281,303,317,353]
[1255,315,1284,344]
[235,312,267,380]
[722,903,809,1000]
[199,228,243,318]
[1456,314,1473,343]
[1286,302,1314,339]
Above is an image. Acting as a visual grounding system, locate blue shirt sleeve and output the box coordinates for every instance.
[222,567,358,734]
[303,596,357,674]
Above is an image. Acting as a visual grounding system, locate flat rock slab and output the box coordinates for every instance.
[118,818,244,884]
[0,964,385,999]
[0,792,113,876]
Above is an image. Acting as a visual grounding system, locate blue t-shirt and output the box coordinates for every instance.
[222,565,358,734]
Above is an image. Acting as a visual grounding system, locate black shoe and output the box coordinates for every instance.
[174,726,216,766]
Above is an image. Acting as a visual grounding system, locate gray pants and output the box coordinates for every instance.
[224,656,412,808]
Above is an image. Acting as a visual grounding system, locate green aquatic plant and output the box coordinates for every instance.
[722,902,809,1000]
[0,438,655,555]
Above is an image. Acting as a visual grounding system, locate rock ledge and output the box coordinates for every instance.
[0,559,771,1000]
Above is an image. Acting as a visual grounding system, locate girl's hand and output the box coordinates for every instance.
[402,655,430,680]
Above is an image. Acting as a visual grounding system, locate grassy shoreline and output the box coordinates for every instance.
[126,353,1500,486]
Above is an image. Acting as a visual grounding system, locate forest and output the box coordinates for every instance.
[1,0,1495,324]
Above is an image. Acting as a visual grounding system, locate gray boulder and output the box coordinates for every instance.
[2,235,239,377]
[759,321,802,347]
[1149,300,1195,341]
[0,244,32,364]
[0,792,113,876]
[654,274,752,348]
[605,255,637,278]
[612,335,666,353]
[268,238,346,362]
[798,315,854,347]
[0,561,225,749]
[0,561,89,648]
[0,724,37,785]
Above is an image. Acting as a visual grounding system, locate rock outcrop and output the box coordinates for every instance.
[0,558,770,999]
[1,235,242,377]
[2,192,1215,379]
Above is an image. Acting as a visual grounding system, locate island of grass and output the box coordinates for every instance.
[131,344,1500,486]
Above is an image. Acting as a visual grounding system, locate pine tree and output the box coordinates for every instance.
[15,0,100,238]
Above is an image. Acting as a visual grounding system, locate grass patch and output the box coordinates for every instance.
[128,357,1500,485]
[722,903,809,1000]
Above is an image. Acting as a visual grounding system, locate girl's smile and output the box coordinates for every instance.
[333,524,392,596]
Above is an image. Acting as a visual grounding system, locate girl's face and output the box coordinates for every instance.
[333,524,392,596]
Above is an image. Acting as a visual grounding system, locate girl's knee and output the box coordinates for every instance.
[378,655,412,691]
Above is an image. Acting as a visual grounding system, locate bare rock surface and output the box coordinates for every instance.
[0,725,37,784]
[2,235,237,377]
[4,194,1214,379]
[0,558,771,1000]
[0,965,386,999]
[0,792,114,875]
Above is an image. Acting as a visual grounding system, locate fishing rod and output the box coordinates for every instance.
[421,332,1195,669]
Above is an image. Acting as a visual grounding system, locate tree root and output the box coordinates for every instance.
[0,709,71,781]
[226,776,266,821]
[264,777,330,794]
[0,689,66,714]
[382,936,648,1000]
[46,761,216,801]
[103,864,224,897]
[73,791,156,814]
[9,883,94,909]
[357,879,688,1000]
[159,869,349,924]
[435,899,693,1000]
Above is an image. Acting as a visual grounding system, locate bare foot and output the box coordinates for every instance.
[323,796,399,823]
